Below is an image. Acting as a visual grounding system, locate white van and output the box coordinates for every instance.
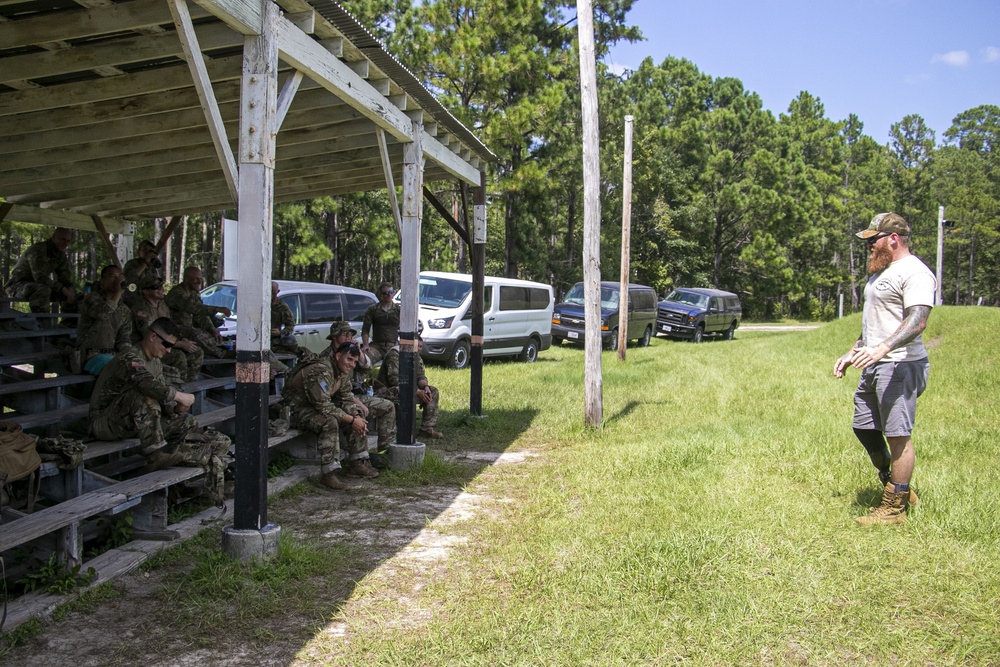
[408,271,554,369]
[200,279,377,354]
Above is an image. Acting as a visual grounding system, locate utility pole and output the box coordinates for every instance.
[617,115,634,361]
[577,0,602,428]
[936,205,944,306]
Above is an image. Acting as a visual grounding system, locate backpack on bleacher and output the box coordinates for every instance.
[0,421,42,511]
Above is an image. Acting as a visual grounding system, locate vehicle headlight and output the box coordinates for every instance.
[552,313,561,324]
[427,317,454,329]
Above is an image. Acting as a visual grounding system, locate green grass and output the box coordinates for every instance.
[314,306,1000,666]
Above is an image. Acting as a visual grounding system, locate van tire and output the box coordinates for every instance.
[723,323,736,341]
[519,337,540,363]
[691,325,704,343]
[449,340,471,370]
[639,326,652,347]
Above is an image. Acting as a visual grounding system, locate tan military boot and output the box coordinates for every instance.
[344,459,380,478]
[320,471,357,490]
[857,483,909,525]
[878,473,919,508]
[418,427,443,439]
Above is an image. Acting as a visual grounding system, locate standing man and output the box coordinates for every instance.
[165,265,231,358]
[122,239,163,307]
[834,213,935,526]
[361,281,400,364]
[281,341,380,490]
[5,227,77,313]
[76,265,133,375]
[269,281,300,361]
[131,274,204,382]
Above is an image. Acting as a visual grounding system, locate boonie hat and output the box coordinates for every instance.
[856,212,910,239]
[327,320,357,340]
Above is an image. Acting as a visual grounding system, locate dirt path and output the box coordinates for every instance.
[1,449,532,666]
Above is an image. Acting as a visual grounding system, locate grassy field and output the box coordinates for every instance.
[6,307,998,666]
[322,306,1000,665]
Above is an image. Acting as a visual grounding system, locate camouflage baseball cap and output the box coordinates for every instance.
[139,274,164,290]
[856,212,910,239]
[327,320,357,340]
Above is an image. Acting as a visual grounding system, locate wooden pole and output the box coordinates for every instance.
[397,119,424,444]
[471,172,487,416]
[617,115,634,361]
[577,0,602,428]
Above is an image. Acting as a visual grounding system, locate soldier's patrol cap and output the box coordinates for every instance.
[139,274,164,290]
[856,212,910,239]
[327,320,357,339]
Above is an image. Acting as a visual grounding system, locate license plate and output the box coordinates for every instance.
[568,331,579,339]
[661,325,671,332]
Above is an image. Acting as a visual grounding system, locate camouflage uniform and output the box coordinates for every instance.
[131,295,204,382]
[5,238,75,312]
[76,290,133,371]
[362,302,400,363]
[164,284,226,358]
[89,346,195,455]
[377,346,439,432]
[281,356,369,474]
[121,257,160,308]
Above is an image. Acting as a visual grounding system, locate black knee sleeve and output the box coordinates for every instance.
[853,428,891,474]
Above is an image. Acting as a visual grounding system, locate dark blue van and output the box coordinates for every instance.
[551,281,658,350]
[656,287,741,343]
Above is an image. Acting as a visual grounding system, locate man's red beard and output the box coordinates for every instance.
[867,243,893,275]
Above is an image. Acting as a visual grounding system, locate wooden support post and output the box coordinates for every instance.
[617,115,634,361]
[232,0,278,532]
[423,186,470,245]
[470,172,487,416]
[577,0,603,428]
[91,214,122,269]
[154,216,183,255]
[377,127,403,241]
[275,70,303,129]
[397,120,423,445]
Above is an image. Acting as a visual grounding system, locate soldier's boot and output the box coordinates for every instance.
[320,471,358,491]
[343,458,380,478]
[146,449,185,471]
[877,472,919,509]
[857,483,909,526]
[418,427,443,439]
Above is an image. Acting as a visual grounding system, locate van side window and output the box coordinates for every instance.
[710,297,721,311]
[461,285,493,321]
[279,294,302,324]
[304,292,344,323]
[630,289,654,311]
[499,286,551,311]
[344,293,375,321]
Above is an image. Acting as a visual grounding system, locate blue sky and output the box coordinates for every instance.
[605,0,1000,145]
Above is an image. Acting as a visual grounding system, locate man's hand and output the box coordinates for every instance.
[216,306,233,318]
[213,330,222,342]
[350,415,367,436]
[416,387,432,405]
[849,343,890,370]
[174,391,195,411]
[833,347,859,379]
[62,286,77,304]
[175,339,198,353]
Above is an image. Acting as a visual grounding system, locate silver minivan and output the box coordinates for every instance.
[200,279,377,354]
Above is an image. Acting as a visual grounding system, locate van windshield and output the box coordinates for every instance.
[563,283,619,309]
[201,284,238,314]
[417,276,472,308]
[664,290,709,308]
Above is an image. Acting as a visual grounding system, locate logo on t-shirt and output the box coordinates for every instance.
[874,279,893,292]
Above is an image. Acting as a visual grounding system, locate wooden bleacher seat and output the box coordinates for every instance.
[0,327,75,341]
[0,374,94,396]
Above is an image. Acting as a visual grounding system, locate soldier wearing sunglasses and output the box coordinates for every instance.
[361,281,400,364]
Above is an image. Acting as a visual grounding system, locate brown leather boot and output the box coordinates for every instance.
[344,459,380,478]
[418,427,443,439]
[320,471,357,490]
[857,483,909,525]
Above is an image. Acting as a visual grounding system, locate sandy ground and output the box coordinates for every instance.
[2,449,533,666]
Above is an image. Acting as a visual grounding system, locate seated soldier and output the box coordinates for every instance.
[5,226,77,313]
[281,341,380,490]
[76,265,133,375]
[325,321,396,452]
[89,317,197,470]
[121,239,163,308]
[164,265,232,358]
[131,274,204,382]
[89,317,233,500]
[378,334,443,439]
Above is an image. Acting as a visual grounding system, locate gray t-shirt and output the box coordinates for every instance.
[862,254,936,362]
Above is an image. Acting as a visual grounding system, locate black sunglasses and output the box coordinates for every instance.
[381,289,395,296]
[865,232,890,246]
[154,331,175,349]
[336,342,360,355]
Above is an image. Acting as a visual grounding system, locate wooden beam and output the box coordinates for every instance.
[155,217,183,254]
[275,70,304,130]
[189,0,261,36]
[376,128,402,240]
[423,186,469,245]
[1,204,134,235]
[422,129,481,185]
[169,0,238,203]
[90,215,123,269]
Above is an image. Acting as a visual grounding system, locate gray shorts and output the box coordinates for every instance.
[852,358,930,438]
